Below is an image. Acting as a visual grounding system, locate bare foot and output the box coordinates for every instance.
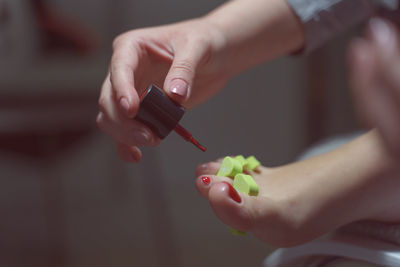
[195,131,400,247]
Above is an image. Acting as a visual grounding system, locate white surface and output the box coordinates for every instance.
[263,233,400,267]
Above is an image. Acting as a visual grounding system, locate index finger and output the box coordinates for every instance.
[110,39,141,118]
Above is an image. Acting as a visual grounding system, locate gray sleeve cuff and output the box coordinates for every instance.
[286,0,397,53]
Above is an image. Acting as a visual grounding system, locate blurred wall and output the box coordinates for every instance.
[0,0,361,267]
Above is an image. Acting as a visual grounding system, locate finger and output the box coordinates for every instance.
[110,36,141,118]
[97,77,159,146]
[98,74,112,114]
[208,182,255,231]
[98,110,160,147]
[116,142,142,163]
[195,175,233,198]
[98,74,124,123]
[163,40,208,106]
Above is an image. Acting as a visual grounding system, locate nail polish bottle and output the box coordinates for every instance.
[136,84,206,152]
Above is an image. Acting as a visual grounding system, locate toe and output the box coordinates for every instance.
[195,175,233,198]
[208,182,254,231]
[196,161,221,176]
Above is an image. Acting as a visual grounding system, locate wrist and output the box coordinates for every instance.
[194,16,236,79]
[203,0,304,76]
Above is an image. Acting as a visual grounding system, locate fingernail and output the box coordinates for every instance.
[169,79,188,99]
[369,18,397,52]
[120,97,131,117]
[201,176,211,185]
[133,129,152,145]
[222,182,241,203]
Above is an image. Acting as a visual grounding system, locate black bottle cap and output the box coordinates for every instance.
[135,85,185,139]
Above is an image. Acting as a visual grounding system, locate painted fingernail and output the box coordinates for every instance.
[201,176,211,185]
[169,79,188,99]
[133,129,152,145]
[222,182,241,203]
[120,97,131,117]
[369,18,396,52]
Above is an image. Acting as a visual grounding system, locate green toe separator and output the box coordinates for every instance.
[229,173,259,236]
[229,227,246,236]
[245,155,261,171]
[233,174,259,196]
[234,155,247,169]
[217,156,243,178]
[219,154,260,236]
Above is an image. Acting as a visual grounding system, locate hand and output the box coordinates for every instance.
[97,0,303,162]
[97,18,230,162]
[348,18,400,157]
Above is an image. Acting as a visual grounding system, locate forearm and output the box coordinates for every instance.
[203,0,304,76]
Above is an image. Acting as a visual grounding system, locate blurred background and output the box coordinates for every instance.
[0,0,363,266]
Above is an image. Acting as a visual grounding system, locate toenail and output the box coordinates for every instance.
[222,182,242,203]
[201,176,211,185]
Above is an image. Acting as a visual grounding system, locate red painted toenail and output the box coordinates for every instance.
[222,182,241,203]
[201,176,211,185]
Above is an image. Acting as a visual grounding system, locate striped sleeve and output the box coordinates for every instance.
[286,0,399,53]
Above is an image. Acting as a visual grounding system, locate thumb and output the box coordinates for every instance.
[164,46,203,106]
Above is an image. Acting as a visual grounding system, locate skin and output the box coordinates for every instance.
[97,0,400,247]
[97,0,303,162]
[348,17,400,158]
[195,131,400,247]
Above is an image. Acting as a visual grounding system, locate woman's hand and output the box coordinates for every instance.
[96,0,303,162]
[97,19,230,162]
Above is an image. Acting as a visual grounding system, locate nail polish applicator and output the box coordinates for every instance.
[135,84,206,152]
